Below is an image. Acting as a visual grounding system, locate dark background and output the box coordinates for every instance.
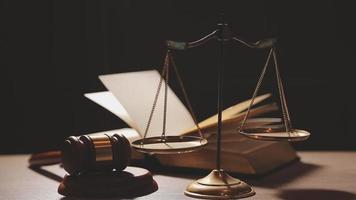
[1,0,355,153]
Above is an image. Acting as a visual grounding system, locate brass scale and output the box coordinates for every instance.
[130,17,311,199]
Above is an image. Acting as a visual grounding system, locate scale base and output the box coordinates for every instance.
[184,169,255,199]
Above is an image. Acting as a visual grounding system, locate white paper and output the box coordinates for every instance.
[98,70,195,137]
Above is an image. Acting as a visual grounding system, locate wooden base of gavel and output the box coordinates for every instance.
[29,134,158,198]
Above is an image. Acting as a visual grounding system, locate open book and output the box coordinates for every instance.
[85,70,297,174]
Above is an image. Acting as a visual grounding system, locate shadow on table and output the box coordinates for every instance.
[30,157,325,196]
[248,161,322,188]
[143,160,322,189]
[29,166,63,182]
[277,189,356,200]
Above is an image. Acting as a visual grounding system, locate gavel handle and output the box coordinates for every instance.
[29,151,62,167]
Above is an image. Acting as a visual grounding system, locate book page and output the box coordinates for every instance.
[99,70,195,137]
[183,94,272,134]
[197,93,271,128]
[196,117,282,136]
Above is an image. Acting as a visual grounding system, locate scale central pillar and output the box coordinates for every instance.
[184,20,255,199]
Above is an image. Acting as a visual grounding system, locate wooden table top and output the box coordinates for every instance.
[1,151,356,200]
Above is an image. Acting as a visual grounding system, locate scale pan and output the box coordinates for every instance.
[239,128,310,142]
[131,136,208,154]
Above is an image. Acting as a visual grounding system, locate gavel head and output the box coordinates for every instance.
[61,134,131,175]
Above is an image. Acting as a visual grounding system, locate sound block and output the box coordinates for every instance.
[58,166,158,198]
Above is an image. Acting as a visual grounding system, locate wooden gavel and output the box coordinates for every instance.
[29,134,131,175]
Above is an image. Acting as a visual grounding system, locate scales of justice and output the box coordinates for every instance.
[131,16,311,199]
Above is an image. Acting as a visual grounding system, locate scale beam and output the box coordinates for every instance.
[166,24,276,51]
[166,21,277,171]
